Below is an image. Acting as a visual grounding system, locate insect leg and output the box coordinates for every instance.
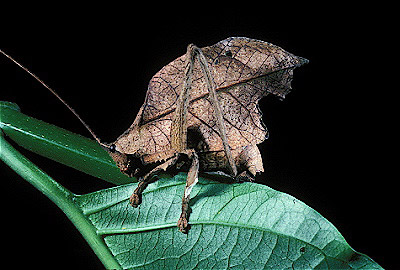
[130,156,178,207]
[177,151,199,233]
[171,43,237,176]
[170,44,197,153]
[195,48,238,177]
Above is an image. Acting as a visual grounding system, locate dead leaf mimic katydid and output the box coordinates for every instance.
[1,37,308,233]
[105,37,308,233]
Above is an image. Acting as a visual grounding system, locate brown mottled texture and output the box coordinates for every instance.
[107,37,308,232]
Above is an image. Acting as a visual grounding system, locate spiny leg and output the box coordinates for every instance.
[171,44,237,176]
[130,156,177,207]
[170,44,197,153]
[171,44,238,233]
[177,151,199,233]
[170,45,200,233]
[195,48,237,177]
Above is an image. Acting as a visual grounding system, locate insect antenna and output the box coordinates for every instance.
[0,49,105,146]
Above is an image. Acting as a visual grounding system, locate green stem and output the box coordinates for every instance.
[0,133,121,270]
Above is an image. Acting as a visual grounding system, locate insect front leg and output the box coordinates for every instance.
[130,180,149,208]
[177,151,199,233]
[130,156,178,207]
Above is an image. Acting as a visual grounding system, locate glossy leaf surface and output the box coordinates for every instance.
[75,173,381,269]
[0,101,132,185]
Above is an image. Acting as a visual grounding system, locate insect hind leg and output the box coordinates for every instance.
[195,47,238,177]
[170,44,237,177]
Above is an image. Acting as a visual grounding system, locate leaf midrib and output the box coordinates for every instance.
[80,179,351,266]
[97,220,351,266]
[79,180,267,216]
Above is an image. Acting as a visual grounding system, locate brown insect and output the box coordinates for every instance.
[1,37,308,233]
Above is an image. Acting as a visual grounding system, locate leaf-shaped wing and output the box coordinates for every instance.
[138,37,307,159]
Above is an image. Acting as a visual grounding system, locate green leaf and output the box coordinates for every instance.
[0,101,132,185]
[75,173,381,269]
[1,102,382,269]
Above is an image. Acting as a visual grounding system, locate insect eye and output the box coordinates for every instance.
[225,50,233,57]
[109,144,116,153]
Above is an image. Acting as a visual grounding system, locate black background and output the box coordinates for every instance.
[1,4,396,269]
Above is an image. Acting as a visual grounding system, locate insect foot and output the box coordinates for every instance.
[177,196,191,234]
[177,213,190,234]
[129,192,141,208]
[129,180,148,207]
